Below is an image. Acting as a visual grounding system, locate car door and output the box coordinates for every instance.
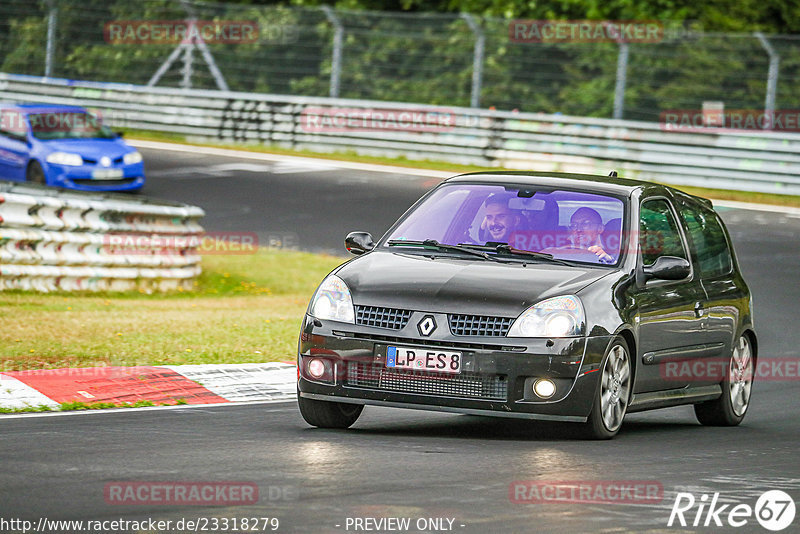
[0,109,30,181]
[677,199,739,384]
[630,196,708,392]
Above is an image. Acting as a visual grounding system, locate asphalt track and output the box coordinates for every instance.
[1,144,799,533]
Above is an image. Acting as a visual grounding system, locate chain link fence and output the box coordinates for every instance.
[1,0,800,123]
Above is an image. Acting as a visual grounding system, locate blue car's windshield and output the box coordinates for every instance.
[29,112,116,140]
[384,183,627,265]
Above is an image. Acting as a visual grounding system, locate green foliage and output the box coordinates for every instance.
[0,0,798,120]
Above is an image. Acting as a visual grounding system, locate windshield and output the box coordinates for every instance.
[384,183,626,265]
[29,112,116,140]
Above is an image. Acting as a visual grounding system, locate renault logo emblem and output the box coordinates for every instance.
[417,315,436,337]
[100,156,112,167]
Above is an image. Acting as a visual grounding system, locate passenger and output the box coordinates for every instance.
[569,207,613,263]
[479,194,521,243]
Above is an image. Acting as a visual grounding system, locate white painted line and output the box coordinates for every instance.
[0,375,60,410]
[131,138,800,215]
[0,398,296,420]
[711,199,800,216]
[129,139,453,179]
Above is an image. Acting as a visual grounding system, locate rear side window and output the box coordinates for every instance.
[639,199,687,266]
[679,203,733,278]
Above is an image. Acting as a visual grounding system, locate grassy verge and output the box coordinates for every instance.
[126,129,800,208]
[0,249,345,372]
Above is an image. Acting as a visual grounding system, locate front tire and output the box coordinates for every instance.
[694,334,753,426]
[582,337,631,439]
[298,392,364,429]
[26,161,47,185]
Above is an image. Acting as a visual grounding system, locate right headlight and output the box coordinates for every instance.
[123,151,143,165]
[308,274,355,323]
[507,295,585,337]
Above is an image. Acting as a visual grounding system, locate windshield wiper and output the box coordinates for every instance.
[457,242,575,266]
[387,239,507,262]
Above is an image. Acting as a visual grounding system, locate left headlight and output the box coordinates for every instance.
[507,295,585,337]
[309,275,355,323]
[123,151,143,164]
[45,151,83,166]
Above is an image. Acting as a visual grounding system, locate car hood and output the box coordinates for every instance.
[336,250,613,317]
[40,138,131,159]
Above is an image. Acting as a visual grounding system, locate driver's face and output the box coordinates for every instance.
[484,204,516,241]
[570,214,603,246]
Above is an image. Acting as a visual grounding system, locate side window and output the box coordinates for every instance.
[639,199,687,266]
[679,203,733,278]
[0,110,27,138]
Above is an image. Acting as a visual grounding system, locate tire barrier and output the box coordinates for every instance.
[0,180,204,292]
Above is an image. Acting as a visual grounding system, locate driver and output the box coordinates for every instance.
[569,207,613,263]
[480,194,520,243]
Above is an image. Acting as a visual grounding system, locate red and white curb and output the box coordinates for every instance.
[0,363,297,411]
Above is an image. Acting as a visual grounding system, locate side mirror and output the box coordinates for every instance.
[115,131,125,138]
[642,256,691,281]
[345,231,374,255]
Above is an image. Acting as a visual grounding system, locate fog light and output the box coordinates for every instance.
[533,378,556,399]
[307,358,326,379]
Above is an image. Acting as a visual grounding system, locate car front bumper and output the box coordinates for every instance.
[44,161,145,191]
[297,314,615,422]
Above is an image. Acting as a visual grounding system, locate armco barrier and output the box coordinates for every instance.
[2,72,800,195]
[0,181,204,292]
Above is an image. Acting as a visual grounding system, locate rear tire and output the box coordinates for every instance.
[582,337,631,439]
[694,334,753,426]
[298,392,363,429]
[26,161,46,185]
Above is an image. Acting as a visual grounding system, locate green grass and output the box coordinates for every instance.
[126,129,800,208]
[0,249,345,372]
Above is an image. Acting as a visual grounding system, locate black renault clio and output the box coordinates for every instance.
[297,172,756,438]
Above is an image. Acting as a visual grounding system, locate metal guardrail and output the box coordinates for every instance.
[0,180,204,292]
[2,72,800,195]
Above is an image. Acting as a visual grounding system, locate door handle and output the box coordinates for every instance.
[694,302,705,318]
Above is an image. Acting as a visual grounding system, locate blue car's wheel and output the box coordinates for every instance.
[26,161,46,185]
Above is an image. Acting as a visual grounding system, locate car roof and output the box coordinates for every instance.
[446,171,713,207]
[0,103,88,114]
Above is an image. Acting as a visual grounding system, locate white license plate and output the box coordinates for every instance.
[386,346,462,374]
[91,169,124,179]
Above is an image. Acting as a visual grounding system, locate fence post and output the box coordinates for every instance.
[612,42,629,120]
[460,13,484,109]
[321,6,344,98]
[181,44,194,90]
[44,0,57,78]
[755,32,779,130]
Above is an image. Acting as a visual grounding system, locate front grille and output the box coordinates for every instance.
[355,305,413,330]
[449,314,515,336]
[346,362,507,400]
[341,331,524,352]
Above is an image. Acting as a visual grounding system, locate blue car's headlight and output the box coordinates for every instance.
[45,152,83,166]
[123,151,143,165]
[507,295,585,337]
[309,275,355,323]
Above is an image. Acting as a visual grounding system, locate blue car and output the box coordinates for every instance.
[0,104,145,192]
